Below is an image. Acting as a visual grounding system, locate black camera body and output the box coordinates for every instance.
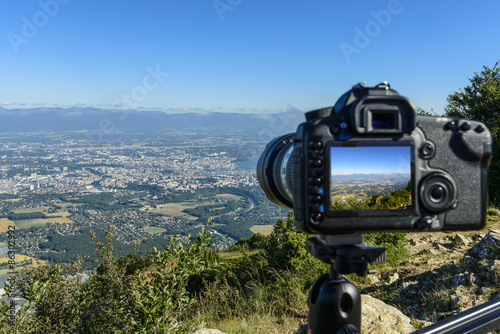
[257,82,492,234]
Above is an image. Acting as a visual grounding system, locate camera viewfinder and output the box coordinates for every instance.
[372,111,396,129]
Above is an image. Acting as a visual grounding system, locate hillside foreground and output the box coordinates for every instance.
[1,210,499,334]
[209,212,500,333]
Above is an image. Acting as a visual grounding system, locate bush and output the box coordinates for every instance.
[1,225,220,334]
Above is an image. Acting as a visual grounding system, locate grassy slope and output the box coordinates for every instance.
[205,211,500,333]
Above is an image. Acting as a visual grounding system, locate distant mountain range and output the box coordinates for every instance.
[0,107,305,134]
[331,173,411,182]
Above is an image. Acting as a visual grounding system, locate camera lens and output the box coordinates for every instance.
[419,173,456,213]
[256,134,295,209]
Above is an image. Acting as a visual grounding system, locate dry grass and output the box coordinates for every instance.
[216,194,243,200]
[0,255,31,264]
[46,211,74,224]
[0,218,17,232]
[250,225,274,236]
[152,202,201,220]
[55,202,84,208]
[3,198,22,202]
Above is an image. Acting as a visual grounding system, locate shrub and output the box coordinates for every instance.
[1,224,220,334]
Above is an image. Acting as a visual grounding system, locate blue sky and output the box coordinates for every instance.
[330,146,411,175]
[1,0,499,114]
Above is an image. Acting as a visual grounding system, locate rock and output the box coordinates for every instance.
[478,271,495,284]
[487,259,500,274]
[390,273,400,284]
[463,255,475,264]
[467,229,500,259]
[422,248,439,256]
[436,244,450,252]
[451,285,471,311]
[361,294,415,334]
[451,270,480,288]
[191,330,226,334]
[380,272,398,283]
[452,234,472,247]
[299,295,417,333]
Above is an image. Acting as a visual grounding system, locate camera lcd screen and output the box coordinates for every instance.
[329,143,413,211]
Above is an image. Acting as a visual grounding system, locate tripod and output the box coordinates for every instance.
[305,235,387,334]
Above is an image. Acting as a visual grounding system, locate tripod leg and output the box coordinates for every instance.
[307,273,361,334]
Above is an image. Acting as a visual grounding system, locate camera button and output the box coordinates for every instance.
[311,212,323,223]
[420,141,435,158]
[475,125,485,133]
[311,141,323,150]
[312,194,323,203]
[461,122,472,131]
[311,177,323,186]
[430,186,446,202]
[446,121,456,130]
[330,126,340,134]
[311,159,323,168]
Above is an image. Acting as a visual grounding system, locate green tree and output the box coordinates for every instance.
[444,61,500,203]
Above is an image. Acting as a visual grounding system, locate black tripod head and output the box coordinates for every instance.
[305,234,387,334]
[306,234,387,278]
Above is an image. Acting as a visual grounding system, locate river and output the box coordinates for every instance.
[211,155,260,172]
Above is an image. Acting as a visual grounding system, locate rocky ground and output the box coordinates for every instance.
[296,223,500,333]
[356,216,500,332]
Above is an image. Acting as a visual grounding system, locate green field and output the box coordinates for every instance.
[250,225,274,235]
[14,219,50,229]
[6,205,74,227]
[12,206,51,214]
[144,227,167,234]
[151,194,246,221]
[3,198,22,202]
[215,194,243,200]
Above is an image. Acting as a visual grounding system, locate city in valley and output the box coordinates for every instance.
[331,173,411,205]
[0,124,292,274]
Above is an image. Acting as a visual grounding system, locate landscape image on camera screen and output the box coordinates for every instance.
[330,145,412,210]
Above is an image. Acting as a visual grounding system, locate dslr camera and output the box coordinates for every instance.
[257,82,492,234]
